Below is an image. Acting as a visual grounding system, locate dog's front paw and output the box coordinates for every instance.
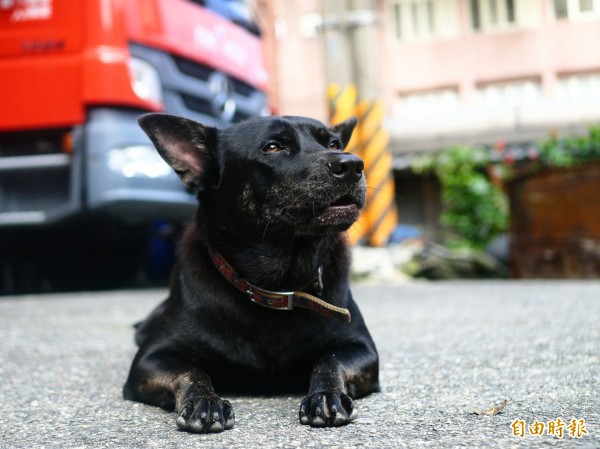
[299,391,358,427]
[176,392,235,433]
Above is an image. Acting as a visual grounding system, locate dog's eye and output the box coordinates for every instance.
[328,140,341,150]
[263,142,283,153]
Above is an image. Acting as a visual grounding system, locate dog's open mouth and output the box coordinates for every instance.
[285,194,362,230]
[329,194,356,208]
[313,201,360,226]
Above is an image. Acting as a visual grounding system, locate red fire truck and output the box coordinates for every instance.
[0,0,269,292]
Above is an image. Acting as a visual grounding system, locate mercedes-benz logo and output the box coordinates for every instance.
[208,72,236,122]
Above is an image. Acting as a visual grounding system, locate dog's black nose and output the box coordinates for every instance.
[326,153,364,184]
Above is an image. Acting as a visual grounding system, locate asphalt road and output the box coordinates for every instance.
[0,281,598,449]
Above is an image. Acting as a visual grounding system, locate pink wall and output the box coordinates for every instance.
[386,20,600,99]
[260,0,600,149]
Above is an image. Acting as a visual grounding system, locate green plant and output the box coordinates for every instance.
[538,126,600,168]
[410,126,600,250]
[412,146,508,250]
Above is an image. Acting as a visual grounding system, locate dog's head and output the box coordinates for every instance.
[139,113,366,240]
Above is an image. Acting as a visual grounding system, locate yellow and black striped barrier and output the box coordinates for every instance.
[328,83,397,246]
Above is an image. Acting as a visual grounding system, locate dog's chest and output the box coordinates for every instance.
[196,313,326,371]
[188,317,326,392]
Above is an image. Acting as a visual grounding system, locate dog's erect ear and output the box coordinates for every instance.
[330,116,357,149]
[138,113,218,190]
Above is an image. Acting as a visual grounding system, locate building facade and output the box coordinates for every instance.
[259,0,600,154]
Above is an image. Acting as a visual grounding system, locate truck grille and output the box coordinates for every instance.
[174,56,255,98]
[173,56,212,82]
[129,44,267,126]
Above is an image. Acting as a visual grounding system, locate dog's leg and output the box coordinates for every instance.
[124,352,235,433]
[299,344,379,427]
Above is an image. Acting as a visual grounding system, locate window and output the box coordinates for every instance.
[470,0,516,30]
[557,72,600,100]
[506,0,516,21]
[392,0,437,39]
[554,0,569,18]
[392,0,460,40]
[394,88,460,118]
[471,0,481,28]
[477,80,542,108]
[554,0,600,19]
[393,3,403,39]
[580,0,594,12]
[489,0,498,23]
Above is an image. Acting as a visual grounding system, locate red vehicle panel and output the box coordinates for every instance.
[0,0,160,131]
[0,1,84,130]
[124,0,268,91]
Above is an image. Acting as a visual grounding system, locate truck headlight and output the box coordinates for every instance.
[128,57,163,105]
[108,145,173,178]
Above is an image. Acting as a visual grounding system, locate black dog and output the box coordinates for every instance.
[123,113,379,433]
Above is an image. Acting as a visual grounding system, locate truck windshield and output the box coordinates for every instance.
[190,0,261,36]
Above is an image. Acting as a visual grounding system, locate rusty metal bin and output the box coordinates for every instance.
[508,162,600,278]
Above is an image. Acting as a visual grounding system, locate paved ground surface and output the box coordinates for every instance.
[0,281,598,449]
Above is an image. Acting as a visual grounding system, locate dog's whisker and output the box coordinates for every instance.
[261,219,271,243]
[365,185,402,201]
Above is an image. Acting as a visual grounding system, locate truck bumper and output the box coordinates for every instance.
[84,108,196,224]
[0,151,82,226]
[0,108,196,227]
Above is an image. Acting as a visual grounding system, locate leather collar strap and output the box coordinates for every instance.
[207,245,351,323]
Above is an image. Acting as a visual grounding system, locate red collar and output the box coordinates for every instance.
[207,245,351,323]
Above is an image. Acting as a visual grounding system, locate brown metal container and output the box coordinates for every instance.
[508,162,600,278]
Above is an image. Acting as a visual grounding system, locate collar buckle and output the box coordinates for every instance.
[246,282,295,310]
